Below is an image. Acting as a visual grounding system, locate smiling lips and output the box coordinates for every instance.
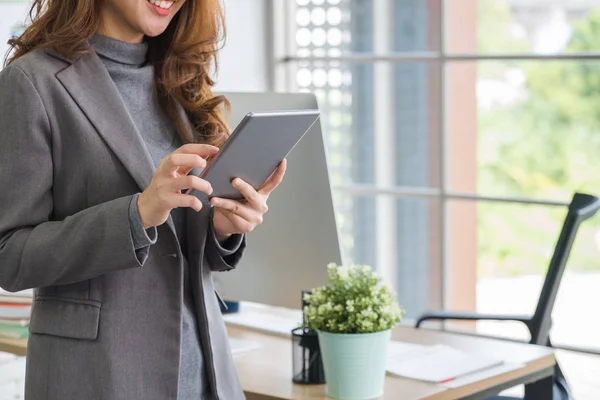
[147,0,175,16]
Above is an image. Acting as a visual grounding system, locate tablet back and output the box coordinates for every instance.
[201,110,320,200]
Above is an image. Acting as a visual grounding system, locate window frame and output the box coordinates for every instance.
[269,0,600,357]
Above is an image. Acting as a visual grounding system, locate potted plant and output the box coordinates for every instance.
[304,263,403,400]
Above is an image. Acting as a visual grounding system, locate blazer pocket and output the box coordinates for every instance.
[29,296,101,340]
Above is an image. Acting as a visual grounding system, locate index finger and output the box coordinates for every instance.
[259,159,287,195]
[175,143,220,158]
[161,153,207,174]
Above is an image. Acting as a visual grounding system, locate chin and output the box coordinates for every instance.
[142,21,173,37]
[139,0,184,37]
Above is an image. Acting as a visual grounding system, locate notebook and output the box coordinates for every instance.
[386,342,504,384]
[0,289,33,298]
[0,318,28,327]
[0,323,28,339]
[0,296,32,304]
[0,289,33,305]
[0,305,32,320]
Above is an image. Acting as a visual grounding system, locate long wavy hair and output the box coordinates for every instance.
[6,0,230,147]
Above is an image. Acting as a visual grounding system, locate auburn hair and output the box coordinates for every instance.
[6,0,231,147]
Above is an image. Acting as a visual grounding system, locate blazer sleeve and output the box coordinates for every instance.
[205,209,246,272]
[0,65,145,292]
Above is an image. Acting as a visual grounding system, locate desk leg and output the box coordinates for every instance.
[524,376,554,400]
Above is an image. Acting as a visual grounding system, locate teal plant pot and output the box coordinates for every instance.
[317,329,391,400]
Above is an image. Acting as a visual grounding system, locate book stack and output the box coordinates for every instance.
[0,289,32,339]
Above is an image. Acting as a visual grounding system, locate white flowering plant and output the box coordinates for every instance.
[303,263,404,334]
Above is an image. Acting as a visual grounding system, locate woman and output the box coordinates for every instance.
[0,0,285,399]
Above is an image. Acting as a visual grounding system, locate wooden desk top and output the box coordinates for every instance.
[227,309,556,400]
[0,308,556,400]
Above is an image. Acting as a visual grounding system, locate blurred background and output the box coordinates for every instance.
[272,1,600,397]
[2,0,600,398]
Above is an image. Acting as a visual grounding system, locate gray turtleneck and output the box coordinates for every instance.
[90,34,241,400]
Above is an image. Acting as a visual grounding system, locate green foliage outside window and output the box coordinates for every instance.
[477,1,600,277]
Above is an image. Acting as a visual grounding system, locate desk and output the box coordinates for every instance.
[0,315,556,399]
[227,308,556,400]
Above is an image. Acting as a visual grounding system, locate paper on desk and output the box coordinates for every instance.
[229,338,262,356]
[438,362,525,388]
[386,340,428,359]
[386,342,504,384]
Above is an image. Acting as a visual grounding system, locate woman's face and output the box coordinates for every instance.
[99,0,186,42]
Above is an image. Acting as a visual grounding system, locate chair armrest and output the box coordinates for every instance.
[415,311,531,328]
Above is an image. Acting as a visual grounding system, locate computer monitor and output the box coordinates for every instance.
[213,92,344,310]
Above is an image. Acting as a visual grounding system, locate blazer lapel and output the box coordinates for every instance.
[54,49,178,235]
[55,50,155,192]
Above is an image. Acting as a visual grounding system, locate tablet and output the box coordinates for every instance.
[188,109,320,201]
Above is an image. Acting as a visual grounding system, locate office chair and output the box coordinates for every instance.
[415,192,600,400]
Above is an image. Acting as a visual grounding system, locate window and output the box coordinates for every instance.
[274,0,444,318]
[273,0,600,373]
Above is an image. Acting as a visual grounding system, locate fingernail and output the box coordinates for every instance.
[212,199,220,206]
[233,179,241,187]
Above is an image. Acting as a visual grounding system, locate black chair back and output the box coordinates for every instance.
[530,193,600,345]
[415,192,600,400]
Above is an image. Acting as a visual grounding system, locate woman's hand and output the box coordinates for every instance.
[137,144,219,229]
[211,159,287,242]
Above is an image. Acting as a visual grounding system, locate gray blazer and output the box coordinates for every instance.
[0,47,246,400]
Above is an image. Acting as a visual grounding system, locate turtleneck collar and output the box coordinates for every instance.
[89,34,148,66]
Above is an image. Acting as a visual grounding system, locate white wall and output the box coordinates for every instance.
[0,2,29,63]
[215,0,270,92]
[0,0,271,91]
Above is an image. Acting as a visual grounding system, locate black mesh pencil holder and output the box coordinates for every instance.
[291,327,325,384]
